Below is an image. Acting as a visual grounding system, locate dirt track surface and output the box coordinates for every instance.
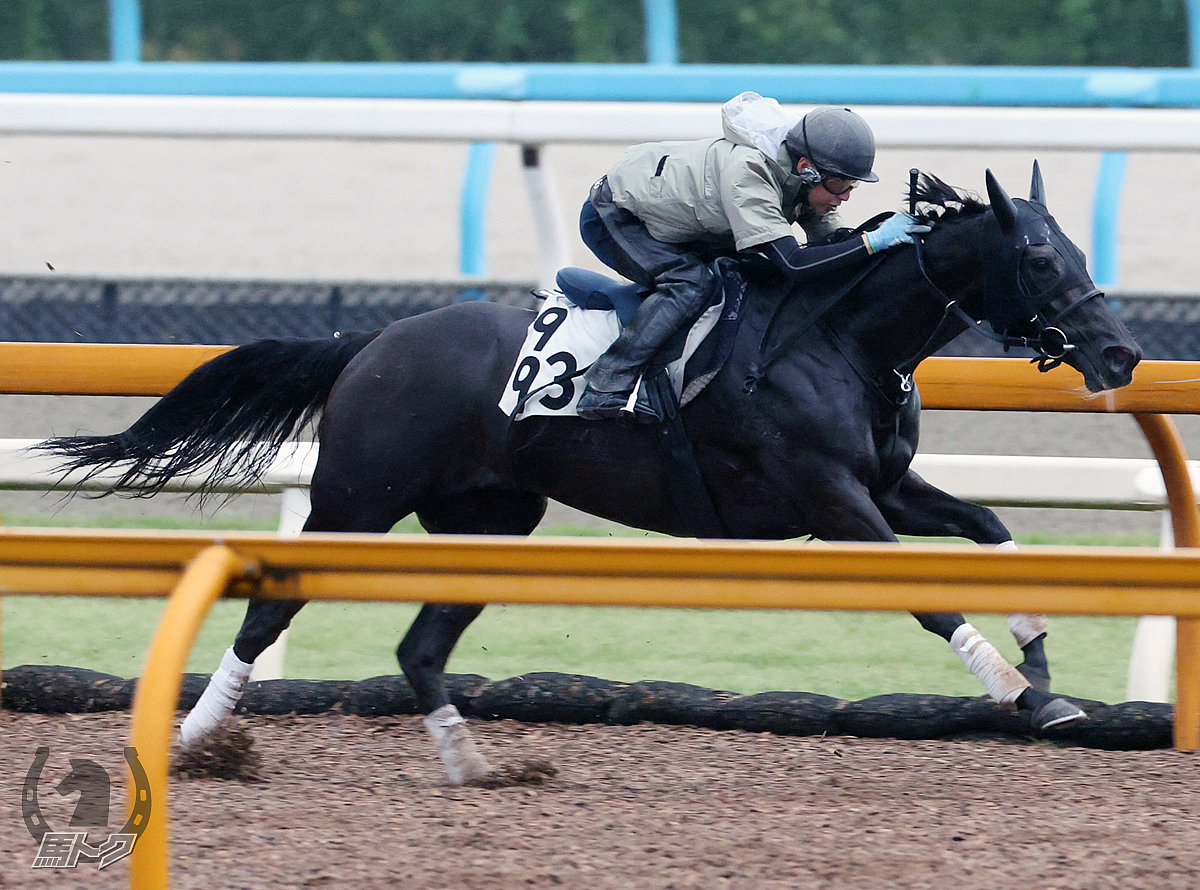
[3,710,1200,889]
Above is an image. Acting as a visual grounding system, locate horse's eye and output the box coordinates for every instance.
[1031,257,1052,273]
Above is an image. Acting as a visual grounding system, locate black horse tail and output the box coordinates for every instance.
[36,331,381,500]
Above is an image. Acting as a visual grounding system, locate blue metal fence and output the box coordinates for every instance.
[8,60,1200,106]
[106,0,141,64]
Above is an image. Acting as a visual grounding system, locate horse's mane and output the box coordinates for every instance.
[909,173,988,225]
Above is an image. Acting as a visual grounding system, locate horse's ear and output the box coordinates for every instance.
[985,169,1018,233]
[1030,160,1045,204]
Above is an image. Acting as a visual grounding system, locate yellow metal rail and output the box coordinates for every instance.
[0,342,231,396]
[127,546,253,890]
[2,528,1200,888]
[915,358,1200,413]
[0,528,1195,594]
[0,342,1195,408]
[6,528,1200,611]
[1,346,1199,887]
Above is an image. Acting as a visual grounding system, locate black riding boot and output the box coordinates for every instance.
[577,291,695,423]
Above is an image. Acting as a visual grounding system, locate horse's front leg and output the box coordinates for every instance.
[397,603,491,785]
[910,611,1081,729]
[876,469,1051,690]
[877,470,1083,729]
[1006,608,1050,693]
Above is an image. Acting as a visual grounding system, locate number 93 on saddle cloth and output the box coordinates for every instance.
[498,267,726,422]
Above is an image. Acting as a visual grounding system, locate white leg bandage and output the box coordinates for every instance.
[423,704,490,786]
[1008,613,1049,648]
[950,623,1029,705]
[178,646,254,749]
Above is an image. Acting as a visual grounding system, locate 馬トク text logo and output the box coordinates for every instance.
[22,746,152,870]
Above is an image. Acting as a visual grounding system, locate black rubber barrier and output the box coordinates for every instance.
[0,665,1174,751]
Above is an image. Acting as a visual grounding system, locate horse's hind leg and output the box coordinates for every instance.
[178,599,307,749]
[179,496,401,750]
[398,604,489,785]
[399,489,546,785]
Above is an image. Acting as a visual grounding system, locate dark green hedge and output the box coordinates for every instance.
[1,0,1189,67]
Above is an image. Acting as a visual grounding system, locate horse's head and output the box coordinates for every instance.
[979,163,1141,392]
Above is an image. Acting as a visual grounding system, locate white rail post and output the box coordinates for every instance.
[521,143,573,291]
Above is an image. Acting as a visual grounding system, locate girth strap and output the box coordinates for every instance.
[644,371,728,539]
[816,319,913,489]
[819,318,914,409]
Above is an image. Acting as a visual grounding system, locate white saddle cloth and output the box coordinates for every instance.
[499,290,723,421]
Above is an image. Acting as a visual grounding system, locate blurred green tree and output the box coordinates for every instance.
[0,0,1189,67]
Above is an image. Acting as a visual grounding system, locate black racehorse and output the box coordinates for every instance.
[41,166,1141,785]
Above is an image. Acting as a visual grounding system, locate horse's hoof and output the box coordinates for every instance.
[1031,697,1087,731]
[425,705,492,785]
[1017,661,1052,694]
[448,749,492,787]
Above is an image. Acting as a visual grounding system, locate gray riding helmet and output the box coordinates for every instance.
[785,106,879,182]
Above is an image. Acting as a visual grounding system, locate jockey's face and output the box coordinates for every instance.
[807,181,850,215]
[796,158,854,216]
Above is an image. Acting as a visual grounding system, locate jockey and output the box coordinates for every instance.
[576,91,929,422]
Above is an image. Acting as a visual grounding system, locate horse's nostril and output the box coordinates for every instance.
[1103,345,1140,378]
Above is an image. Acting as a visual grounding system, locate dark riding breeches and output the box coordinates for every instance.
[580,178,726,394]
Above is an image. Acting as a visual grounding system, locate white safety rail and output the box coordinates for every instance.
[5,94,1200,148]
[6,436,1194,512]
[2,436,1196,696]
[0,438,317,496]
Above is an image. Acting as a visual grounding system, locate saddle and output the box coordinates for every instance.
[530,267,733,539]
[553,267,646,325]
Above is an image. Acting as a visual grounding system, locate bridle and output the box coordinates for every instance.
[908,222,1102,374]
[743,192,1102,405]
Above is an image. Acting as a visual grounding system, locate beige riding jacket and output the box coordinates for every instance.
[605,92,838,251]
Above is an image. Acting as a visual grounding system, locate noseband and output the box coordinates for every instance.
[1013,285,1103,370]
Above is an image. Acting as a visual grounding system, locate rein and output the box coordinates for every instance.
[742,249,886,395]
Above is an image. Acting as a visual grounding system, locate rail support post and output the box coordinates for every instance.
[128,545,257,890]
[1133,413,1200,751]
[1178,618,1200,752]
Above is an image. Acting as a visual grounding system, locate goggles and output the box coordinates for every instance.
[820,174,859,197]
